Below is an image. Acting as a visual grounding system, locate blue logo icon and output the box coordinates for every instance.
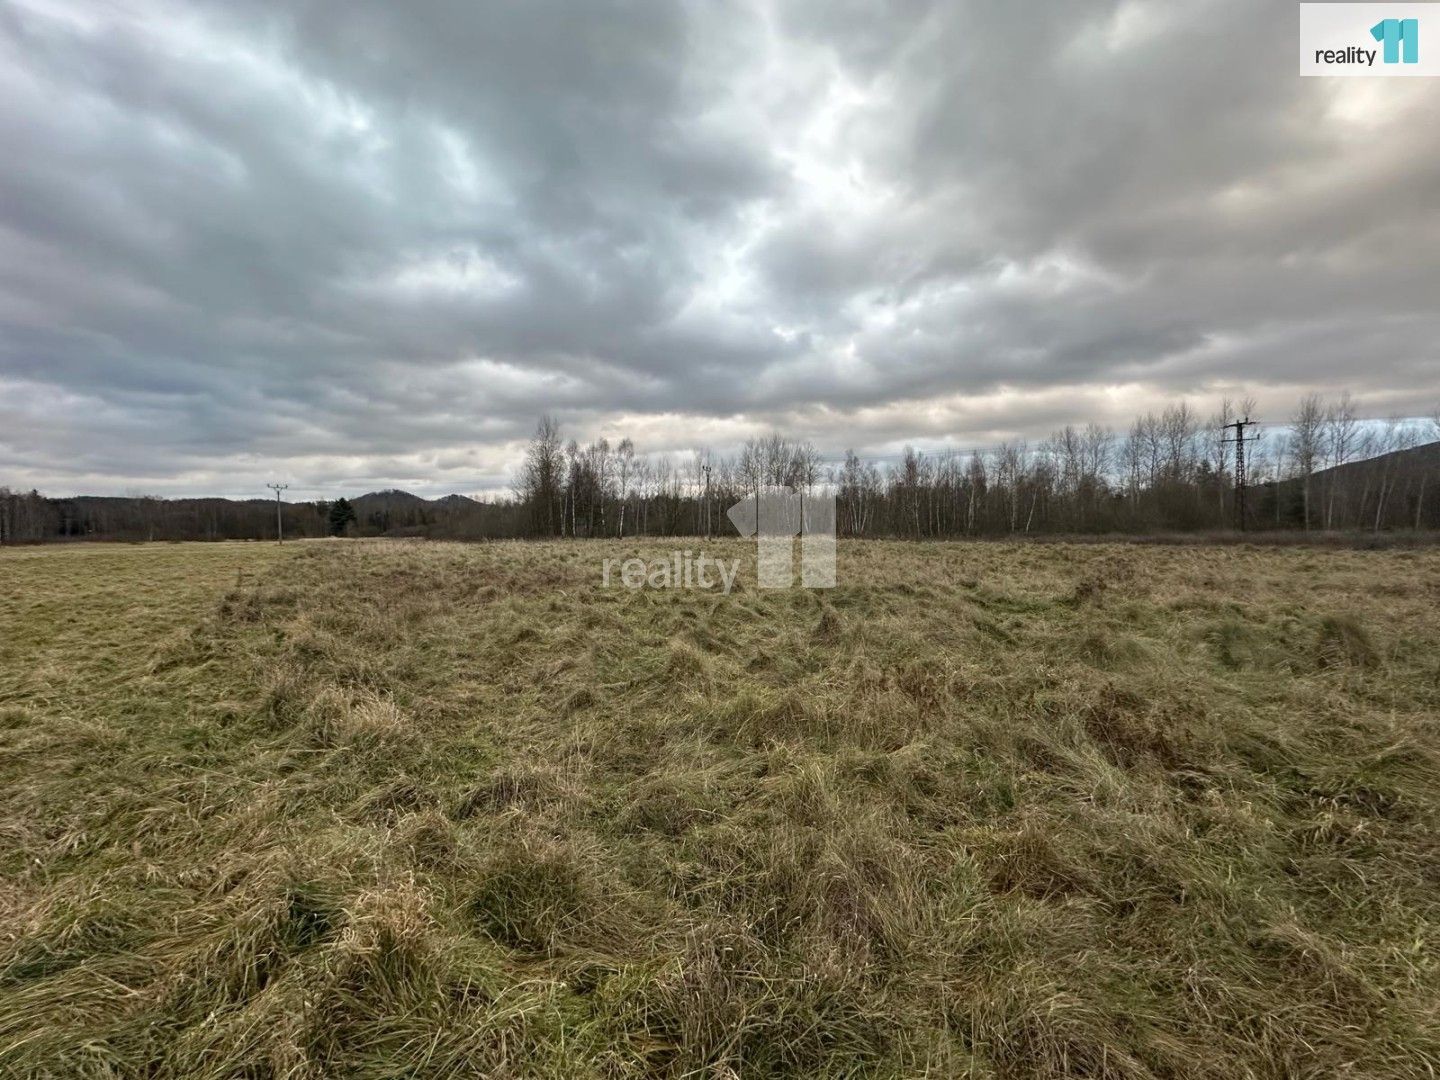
[1371,18,1419,63]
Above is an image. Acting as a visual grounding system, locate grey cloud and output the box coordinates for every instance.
[1,0,1437,496]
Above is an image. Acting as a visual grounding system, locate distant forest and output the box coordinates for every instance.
[4,394,1440,544]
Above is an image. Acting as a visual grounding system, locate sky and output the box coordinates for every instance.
[1,0,1438,499]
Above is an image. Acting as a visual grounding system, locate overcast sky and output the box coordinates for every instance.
[2,0,1438,498]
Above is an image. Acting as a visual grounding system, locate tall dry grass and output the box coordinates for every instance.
[1,538,1438,1077]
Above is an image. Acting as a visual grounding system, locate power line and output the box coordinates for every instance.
[813,413,1437,466]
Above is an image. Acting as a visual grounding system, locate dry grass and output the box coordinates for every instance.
[2,538,1439,1077]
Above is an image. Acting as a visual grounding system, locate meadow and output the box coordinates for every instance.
[0,538,1437,1078]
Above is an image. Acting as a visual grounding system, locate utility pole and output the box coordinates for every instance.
[267,483,289,543]
[702,463,713,537]
[1221,418,1257,531]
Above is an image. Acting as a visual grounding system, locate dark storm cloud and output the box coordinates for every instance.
[1,0,1437,496]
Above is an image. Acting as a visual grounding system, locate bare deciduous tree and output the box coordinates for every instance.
[520,416,564,536]
[1290,394,1325,530]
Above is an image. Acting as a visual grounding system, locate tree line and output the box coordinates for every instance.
[517,395,1440,539]
[4,395,1439,544]
[0,491,523,544]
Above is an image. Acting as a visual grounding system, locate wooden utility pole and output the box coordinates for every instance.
[1221,419,1257,530]
[267,483,289,543]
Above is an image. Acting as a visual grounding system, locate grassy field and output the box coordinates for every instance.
[1,538,1438,1078]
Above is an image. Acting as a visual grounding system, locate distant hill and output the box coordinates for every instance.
[1259,438,1440,490]
[346,490,494,534]
[351,489,430,512]
[1255,439,1440,530]
[1321,439,1440,482]
[352,490,478,512]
